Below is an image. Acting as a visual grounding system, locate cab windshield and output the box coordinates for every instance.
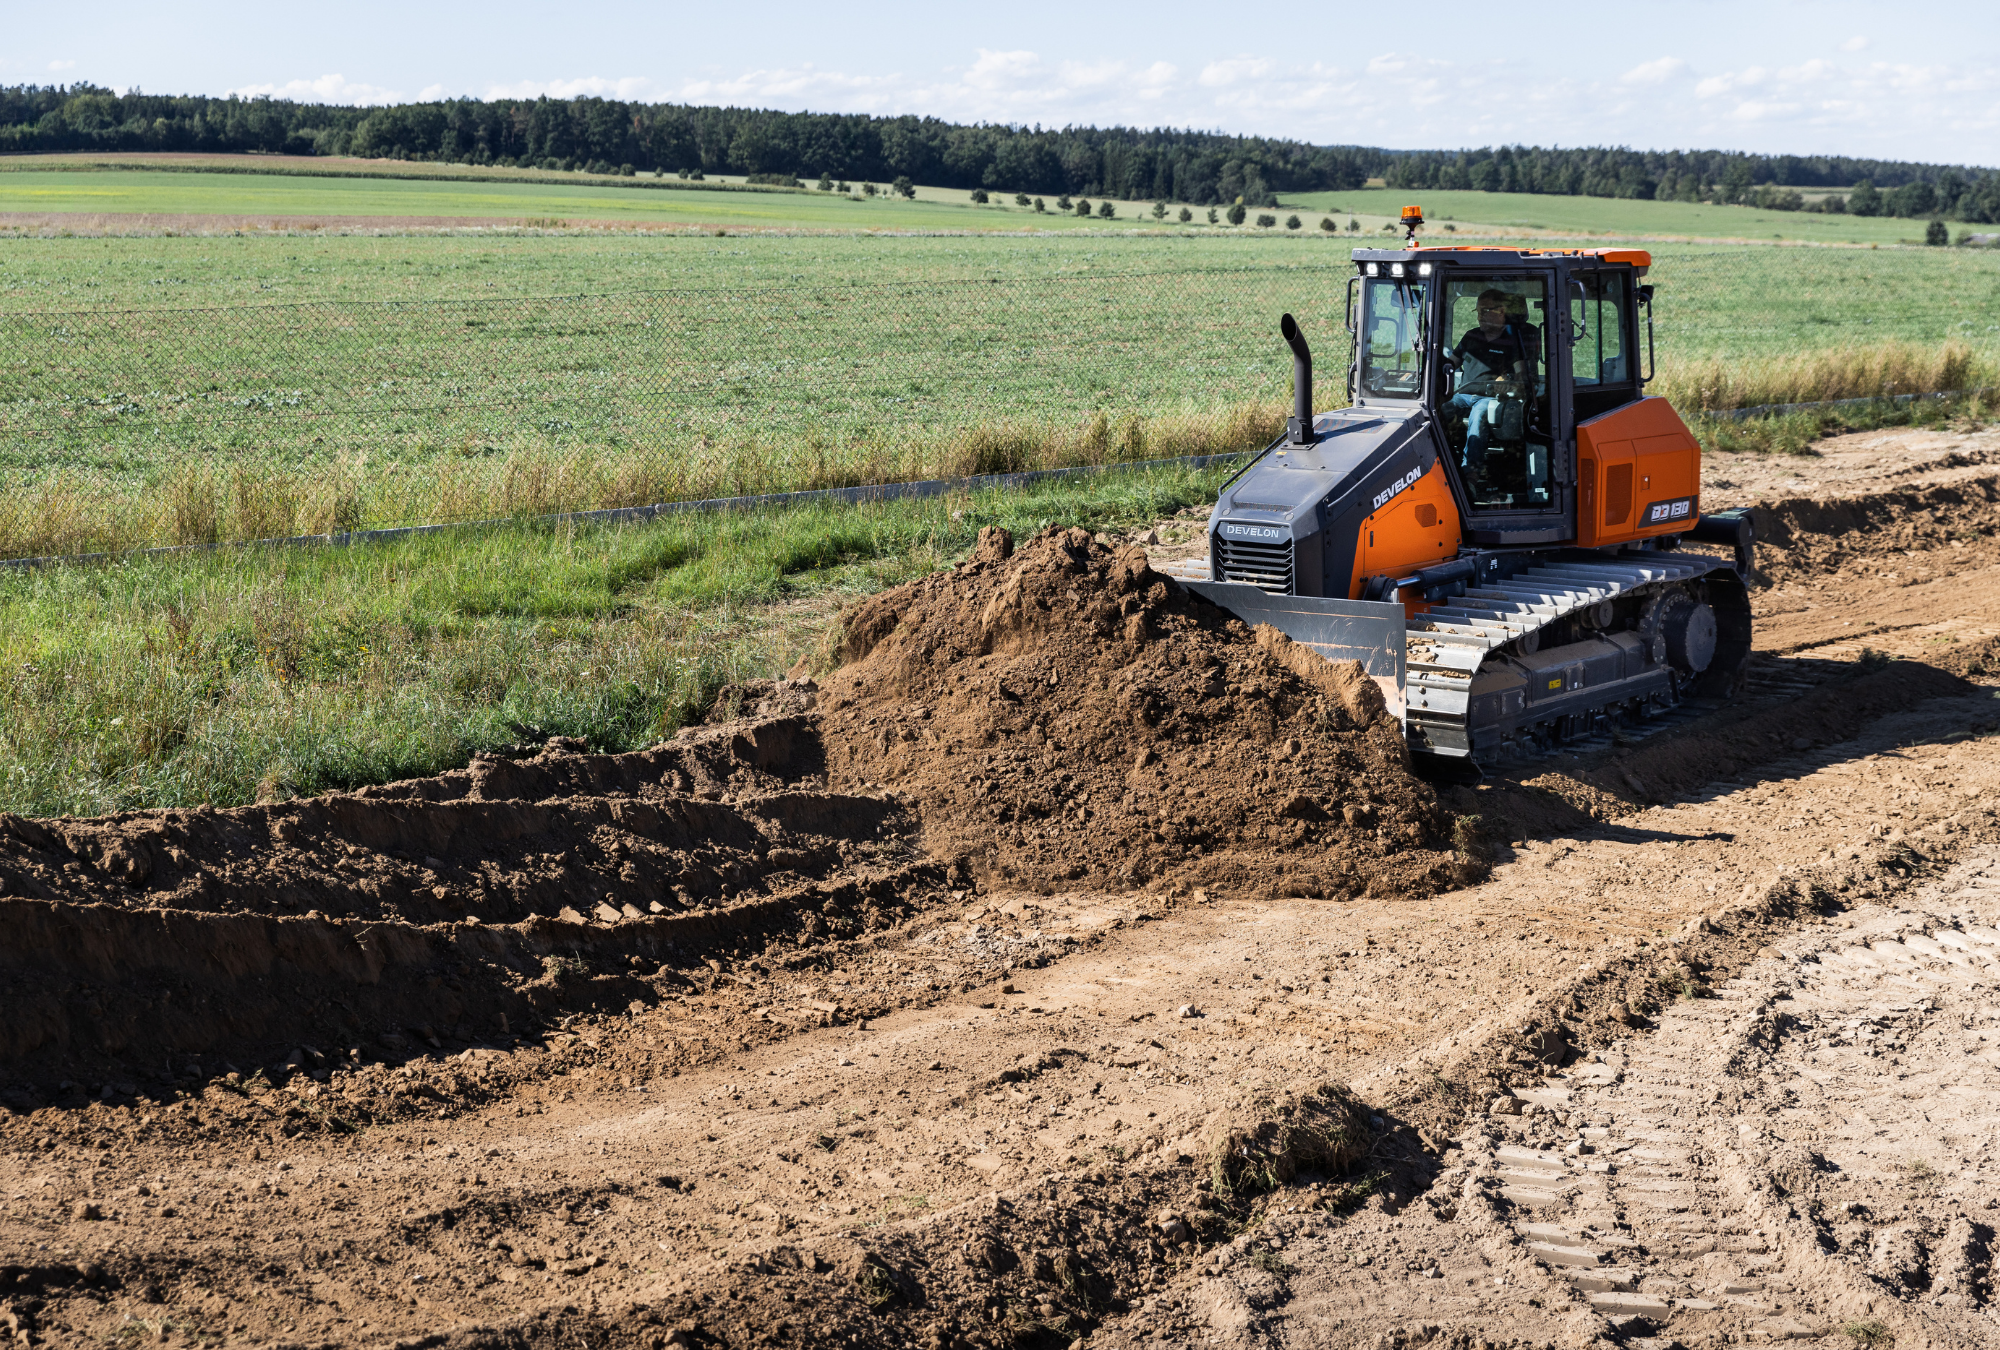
[1356,277,1427,399]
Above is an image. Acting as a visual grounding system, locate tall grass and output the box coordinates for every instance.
[1653,340,1991,413]
[0,402,1281,561]
[0,463,1229,817]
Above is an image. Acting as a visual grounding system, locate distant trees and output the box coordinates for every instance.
[0,84,1384,205]
[8,84,1998,220]
[1226,202,1247,225]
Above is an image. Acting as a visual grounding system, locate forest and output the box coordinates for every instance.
[4,83,1999,218]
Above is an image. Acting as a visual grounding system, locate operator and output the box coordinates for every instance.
[1449,288,1539,481]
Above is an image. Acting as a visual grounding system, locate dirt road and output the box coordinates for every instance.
[2,427,1998,1350]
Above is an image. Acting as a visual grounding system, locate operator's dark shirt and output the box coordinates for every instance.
[1454,321,1540,391]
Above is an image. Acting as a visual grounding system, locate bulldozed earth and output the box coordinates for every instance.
[2,424,2000,1350]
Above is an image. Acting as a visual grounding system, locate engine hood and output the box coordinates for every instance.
[1210,405,1433,545]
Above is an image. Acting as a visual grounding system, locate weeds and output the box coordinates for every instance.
[542,956,588,986]
[1314,1169,1387,1216]
[1688,379,1993,458]
[0,464,1230,815]
[1842,1320,1895,1347]
[1245,1249,1296,1277]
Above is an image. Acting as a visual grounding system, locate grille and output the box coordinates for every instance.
[1216,536,1295,594]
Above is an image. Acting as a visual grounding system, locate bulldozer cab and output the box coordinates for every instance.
[1349,247,1652,548]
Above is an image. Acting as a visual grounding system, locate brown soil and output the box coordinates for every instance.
[814,526,1463,899]
[3,426,2000,1350]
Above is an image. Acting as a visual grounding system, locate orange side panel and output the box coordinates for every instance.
[1576,397,1701,547]
[1348,460,1463,602]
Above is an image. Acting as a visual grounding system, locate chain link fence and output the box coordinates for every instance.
[5,245,1997,560]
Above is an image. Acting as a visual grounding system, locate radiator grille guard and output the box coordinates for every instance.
[1182,581,1407,723]
[1214,536,1295,594]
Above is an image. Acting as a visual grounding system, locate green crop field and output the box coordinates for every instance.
[1,227,1996,560]
[0,154,1975,245]
[0,157,1184,233]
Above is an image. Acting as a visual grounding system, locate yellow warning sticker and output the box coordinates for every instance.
[1547,677,1563,690]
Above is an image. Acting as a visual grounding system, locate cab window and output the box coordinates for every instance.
[1356,278,1427,400]
[1571,271,1638,422]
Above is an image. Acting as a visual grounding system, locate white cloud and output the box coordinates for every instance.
[48,59,76,72]
[1198,57,1274,88]
[209,43,1990,163]
[228,73,406,105]
[1841,36,1870,52]
[484,75,655,101]
[1621,56,1685,85]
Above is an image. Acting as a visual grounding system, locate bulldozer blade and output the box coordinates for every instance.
[1182,580,1408,722]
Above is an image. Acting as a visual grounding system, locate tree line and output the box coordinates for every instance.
[1385,145,2000,221]
[5,84,1999,220]
[0,84,1375,206]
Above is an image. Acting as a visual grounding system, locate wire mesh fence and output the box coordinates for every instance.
[5,244,1998,560]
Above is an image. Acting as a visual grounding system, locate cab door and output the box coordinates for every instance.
[1431,269,1573,547]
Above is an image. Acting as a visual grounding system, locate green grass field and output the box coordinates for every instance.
[2,227,1996,559]
[0,167,1115,233]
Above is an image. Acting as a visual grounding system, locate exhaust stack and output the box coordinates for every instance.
[1280,312,1313,444]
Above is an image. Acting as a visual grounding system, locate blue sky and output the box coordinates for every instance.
[7,0,1998,164]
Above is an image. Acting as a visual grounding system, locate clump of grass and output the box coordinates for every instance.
[1204,1082,1374,1199]
[1691,382,1991,457]
[1842,1320,1894,1347]
[0,463,1231,816]
[1245,1249,1296,1277]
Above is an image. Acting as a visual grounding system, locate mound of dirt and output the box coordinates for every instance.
[813,526,1465,899]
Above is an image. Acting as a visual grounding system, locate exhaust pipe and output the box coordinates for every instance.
[1280,313,1313,444]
